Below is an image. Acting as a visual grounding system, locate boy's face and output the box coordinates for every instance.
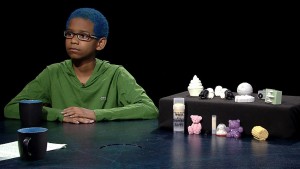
[65,18,99,60]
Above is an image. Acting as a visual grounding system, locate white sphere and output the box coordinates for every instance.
[237,82,253,95]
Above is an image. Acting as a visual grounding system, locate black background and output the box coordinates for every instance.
[1,1,299,119]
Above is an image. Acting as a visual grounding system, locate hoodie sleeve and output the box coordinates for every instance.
[4,67,64,122]
[93,66,158,121]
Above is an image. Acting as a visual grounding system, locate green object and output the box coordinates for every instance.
[4,59,158,122]
[265,89,282,105]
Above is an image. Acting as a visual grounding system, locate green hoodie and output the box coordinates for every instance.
[4,59,158,122]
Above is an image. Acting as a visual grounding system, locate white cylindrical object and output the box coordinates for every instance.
[173,98,185,133]
[212,115,216,134]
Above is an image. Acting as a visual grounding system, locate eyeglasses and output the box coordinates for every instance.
[64,30,98,41]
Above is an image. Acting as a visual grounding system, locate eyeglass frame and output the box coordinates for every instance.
[64,30,98,41]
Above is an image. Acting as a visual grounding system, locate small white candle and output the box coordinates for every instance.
[212,115,216,134]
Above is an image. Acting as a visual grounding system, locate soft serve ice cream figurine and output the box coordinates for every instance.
[188,75,204,96]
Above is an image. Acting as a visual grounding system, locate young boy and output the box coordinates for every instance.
[4,8,158,124]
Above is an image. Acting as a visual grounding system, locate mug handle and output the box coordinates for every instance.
[23,137,32,156]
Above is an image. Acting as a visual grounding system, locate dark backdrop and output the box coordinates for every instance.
[1,1,298,119]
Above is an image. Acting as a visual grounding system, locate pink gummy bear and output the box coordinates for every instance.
[188,115,202,135]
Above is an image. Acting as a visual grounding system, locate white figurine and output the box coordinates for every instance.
[219,88,228,99]
[216,123,227,137]
[187,75,204,97]
[207,88,214,99]
[214,85,223,97]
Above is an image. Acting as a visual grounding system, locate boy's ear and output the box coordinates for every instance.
[96,37,107,51]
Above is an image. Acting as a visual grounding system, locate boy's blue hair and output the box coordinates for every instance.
[66,8,109,38]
